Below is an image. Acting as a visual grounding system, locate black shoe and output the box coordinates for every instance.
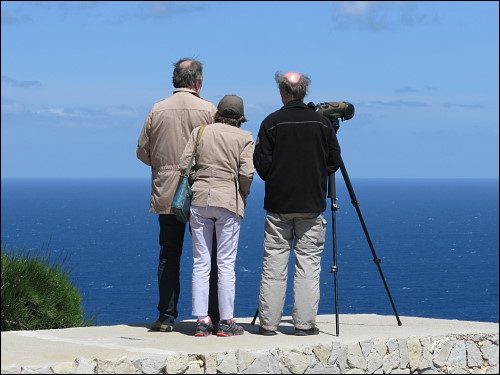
[294,327,319,336]
[259,326,277,336]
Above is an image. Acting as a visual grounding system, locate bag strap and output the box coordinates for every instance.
[184,125,207,176]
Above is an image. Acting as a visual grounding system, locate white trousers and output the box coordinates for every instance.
[190,205,241,320]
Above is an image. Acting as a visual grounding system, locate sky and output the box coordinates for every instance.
[1,1,499,179]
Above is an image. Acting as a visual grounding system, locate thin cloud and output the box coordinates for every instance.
[1,97,23,114]
[395,86,418,93]
[2,2,118,26]
[35,108,84,118]
[2,76,41,88]
[424,85,438,92]
[137,1,206,19]
[60,2,101,10]
[0,10,32,25]
[395,85,439,93]
[104,106,139,117]
[443,103,484,109]
[331,1,437,31]
[372,100,429,107]
[34,106,141,119]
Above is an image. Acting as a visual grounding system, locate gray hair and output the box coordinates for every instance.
[274,71,311,101]
[214,112,247,128]
[172,58,203,89]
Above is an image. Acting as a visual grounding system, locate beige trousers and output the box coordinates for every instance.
[258,212,326,331]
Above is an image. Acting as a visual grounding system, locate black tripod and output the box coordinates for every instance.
[327,157,402,335]
[250,117,402,335]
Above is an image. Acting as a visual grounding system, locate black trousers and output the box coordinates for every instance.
[157,214,219,324]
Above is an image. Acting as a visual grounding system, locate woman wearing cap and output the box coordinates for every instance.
[179,95,254,337]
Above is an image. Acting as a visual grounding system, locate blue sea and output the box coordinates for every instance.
[1,178,498,326]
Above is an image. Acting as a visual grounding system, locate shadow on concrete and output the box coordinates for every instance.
[125,320,301,337]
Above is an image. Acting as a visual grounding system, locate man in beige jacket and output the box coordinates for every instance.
[137,58,218,332]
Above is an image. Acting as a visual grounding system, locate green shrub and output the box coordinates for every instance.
[1,245,92,331]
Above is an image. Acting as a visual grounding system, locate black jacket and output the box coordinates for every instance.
[254,100,341,213]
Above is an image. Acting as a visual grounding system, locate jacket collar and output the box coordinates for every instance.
[280,100,307,110]
[173,87,200,97]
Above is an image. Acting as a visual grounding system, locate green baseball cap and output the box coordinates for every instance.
[217,95,244,119]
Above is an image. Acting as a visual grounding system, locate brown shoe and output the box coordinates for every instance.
[150,319,174,332]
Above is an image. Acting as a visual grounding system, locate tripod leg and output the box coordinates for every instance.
[328,173,340,336]
[339,158,402,326]
[251,307,259,325]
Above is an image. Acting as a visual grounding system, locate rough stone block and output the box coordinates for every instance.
[448,341,467,367]
[0,364,22,374]
[366,351,384,373]
[447,367,468,374]
[387,338,399,353]
[278,348,310,374]
[327,342,342,365]
[360,338,375,358]
[114,356,137,374]
[201,352,217,374]
[20,365,53,374]
[96,358,115,374]
[432,337,453,368]
[481,341,499,366]
[466,341,483,367]
[313,343,332,364]
[382,349,399,374]
[217,351,237,374]
[51,362,74,374]
[165,352,189,374]
[73,357,97,374]
[237,349,257,372]
[407,336,421,372]
[397,338,409,369]
[136,357,166,374]
[347,342,367,370]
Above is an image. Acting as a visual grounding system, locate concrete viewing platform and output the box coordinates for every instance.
[1,314,498,374]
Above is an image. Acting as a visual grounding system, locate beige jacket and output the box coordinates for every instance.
[179,123,255,218]
[137,88,217,214]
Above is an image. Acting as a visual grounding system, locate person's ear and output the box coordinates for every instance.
[195,80,202,93]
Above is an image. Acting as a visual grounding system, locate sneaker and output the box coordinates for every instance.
[150,319,174,332]
[294,327,319,336]
[216,319,244,337]
[259,326,277,336]
[195,318,214,337]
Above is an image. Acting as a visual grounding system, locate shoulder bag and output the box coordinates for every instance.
[171,125,207,223]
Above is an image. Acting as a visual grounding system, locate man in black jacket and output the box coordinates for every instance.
[254,71,341,336]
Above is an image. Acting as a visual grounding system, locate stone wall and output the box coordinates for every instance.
[1,333,498,374]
